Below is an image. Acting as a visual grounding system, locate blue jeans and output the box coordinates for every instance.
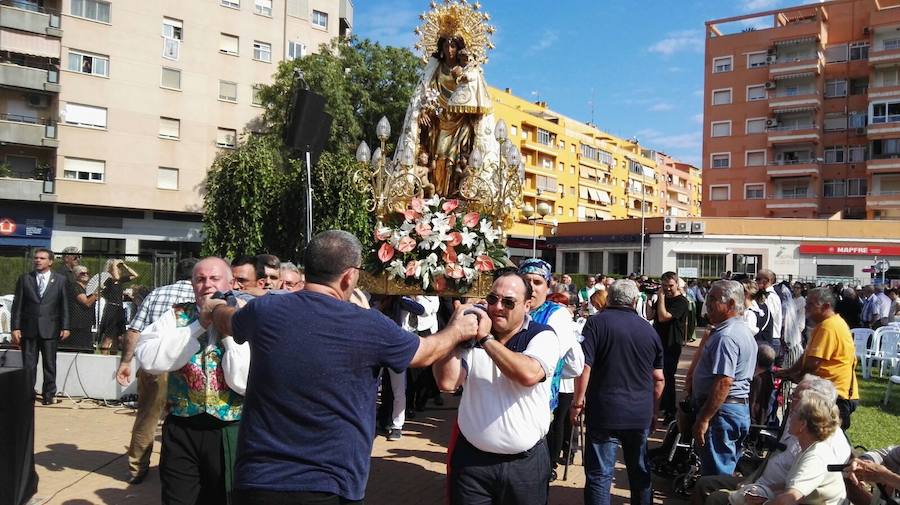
[698,402,750,476]
[583,428,652,505]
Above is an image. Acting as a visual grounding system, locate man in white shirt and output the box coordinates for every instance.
[435,272,561,505]
[756,269,783,352]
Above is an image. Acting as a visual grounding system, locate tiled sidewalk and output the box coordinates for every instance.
[28,342,700,505]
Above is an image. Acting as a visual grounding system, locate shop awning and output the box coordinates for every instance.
[773,105,818,114]
[587,187,600,202]
[773,71,816,80]
[774,36,818,46]
[597,190,611,204]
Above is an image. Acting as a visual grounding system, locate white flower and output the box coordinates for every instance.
[387,259,406,279]
[460,228,478,248]
[479,219,500,243]
[424,253,439,268]
[399,220,416,233]
[463,267,476,281]
[457,253,474,268]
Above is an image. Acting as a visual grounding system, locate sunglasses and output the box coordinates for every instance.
[485,293,519,310]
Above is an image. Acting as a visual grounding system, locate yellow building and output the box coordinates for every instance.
[488,86,699,260]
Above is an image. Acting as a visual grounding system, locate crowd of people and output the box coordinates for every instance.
[7,235,900,505]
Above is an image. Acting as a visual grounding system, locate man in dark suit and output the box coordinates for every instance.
[11,248,70,405]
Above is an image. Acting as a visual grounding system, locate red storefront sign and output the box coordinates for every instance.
[0,218,15,236]
[799,244,900,256]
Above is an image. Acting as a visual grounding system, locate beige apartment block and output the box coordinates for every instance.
[703,0,900,221]
[0,0,350,256]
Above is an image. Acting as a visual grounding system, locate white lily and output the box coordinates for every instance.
[457,253,475,268]
[460,228,478,248]
[479,219,500,243]
[387,259,406,279]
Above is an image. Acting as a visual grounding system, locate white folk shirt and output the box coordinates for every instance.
[458,320,560,454]
[544,305,584,394]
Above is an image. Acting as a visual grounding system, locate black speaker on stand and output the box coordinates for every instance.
[283,71,333,247]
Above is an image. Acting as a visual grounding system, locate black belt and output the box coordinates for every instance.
[723,397,748,405]
[459,434,544,460]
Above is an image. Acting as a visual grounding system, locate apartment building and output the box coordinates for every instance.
[702,0,900,220]
[0,0,351,255]
[488,86,701,263]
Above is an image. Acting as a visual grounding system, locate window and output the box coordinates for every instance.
[588,252,603,273]
[63,157,104,182]
[220,33,239,55]
[875,67,900,87]
[67,50,108,77]
[219,80,237,102]
[817,264,854,278]
[711,121,731,137]
[217,128,237,148]
[220,0,240,8]
[747,85,767,101]
[159,117,180,139]
[712,56,732,73]
[709,185,730,201]
[253,41,271,62]
[848,145,866,162]
[848,178,867,196]
[537,128,552,145]
[162,18,183,60]
[884,37,900,51]
[676,253,727,278]
[71,0,110,23]
[747,52,767,68]
[823,179,845,198]
[251,84,263,106]
[746,151,766,167]
[536,175,558,192]
[712,89,732,105]
[824,79,847,98]
[824,113,847,131]
[287,41,306,59]
[63,103,106,128]
[871,101,900,124]
[745,184,765,200]
[255,0,272,16]
[849,112,867,128]
[850,42,869,61]
[746,118,766,134]
[825,44,848,63]
[563,252,580,274]
[157,167,179,190]
[734,255,762,276]
[312,10,328,29]
[83,237,124,255]
[160,67,181,90]
[873,138,900,156]
[781,180,809,198]
[824,146,846,164]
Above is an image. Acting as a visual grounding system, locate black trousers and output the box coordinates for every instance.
[450,436,549,505]
[233,490,363,505]
[21,337,57,399]
[160,415,229,505]
[547,392,574,467]
[661,342,682,415]
[836,398,858,430]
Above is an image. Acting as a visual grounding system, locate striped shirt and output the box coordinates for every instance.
[127,280,195,332]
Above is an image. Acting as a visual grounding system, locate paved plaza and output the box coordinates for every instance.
[26,342,699,505]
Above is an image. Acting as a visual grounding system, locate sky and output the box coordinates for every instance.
[354,0,823,168]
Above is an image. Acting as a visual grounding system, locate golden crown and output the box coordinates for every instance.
[414,0,495,64]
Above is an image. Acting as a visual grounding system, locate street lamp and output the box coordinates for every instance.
[521,201,552,258]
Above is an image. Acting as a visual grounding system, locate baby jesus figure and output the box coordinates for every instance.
[414,149,435,198]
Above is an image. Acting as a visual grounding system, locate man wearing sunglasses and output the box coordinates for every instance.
[435,272,562,505]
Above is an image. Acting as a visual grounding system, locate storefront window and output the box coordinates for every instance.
[563,252,579,274]
[676,253,726,278]
[734,254,761,276]
[608,252,628,276]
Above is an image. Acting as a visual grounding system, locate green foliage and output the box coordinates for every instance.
[846,374,900,450]
[0,162,11,178]
[0,256,153,294]
[202,36,421,260]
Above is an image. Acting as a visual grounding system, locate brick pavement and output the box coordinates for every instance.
[27,341,701,505]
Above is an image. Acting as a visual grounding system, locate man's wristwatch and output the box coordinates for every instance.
[477,335,495,347]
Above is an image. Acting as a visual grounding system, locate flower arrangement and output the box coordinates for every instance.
[368,196,507,293]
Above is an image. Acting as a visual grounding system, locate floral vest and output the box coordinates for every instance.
[166,303,243,422]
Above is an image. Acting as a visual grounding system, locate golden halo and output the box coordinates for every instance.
[414,0,495,64]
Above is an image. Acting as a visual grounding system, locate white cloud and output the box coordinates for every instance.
[742,0,778,11]
[634,128,702,152]
[649,102,675,112]
[648,30,704,56]
[530,30,559,52]
[358,5,419,49]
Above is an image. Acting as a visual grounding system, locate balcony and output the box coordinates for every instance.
[768,54,822,79]
[0,2,61,38]
[867,157,900,173]
[766,160,820,178]
[576,153,612,172]
[866,121,900,139]
[0,113,57,147]
[0,175,55,201]
[768,94,820,111]
[0,61,57,91]
[521,138,557,157]
[866,193,900,209]
[339,0,352,37]
[767,124,819,144]
[870,46,900,66]
[765,195,819,209]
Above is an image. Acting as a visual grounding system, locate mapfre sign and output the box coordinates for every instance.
[799,244,900,256]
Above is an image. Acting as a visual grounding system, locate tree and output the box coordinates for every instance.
[202,37,422,260]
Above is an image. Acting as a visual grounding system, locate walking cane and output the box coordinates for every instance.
[563,412,582,481]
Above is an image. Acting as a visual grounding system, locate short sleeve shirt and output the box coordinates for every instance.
[654,295,690,347]
[803,314,858,400]
[230,290,420,500]
[785,441,848,505]
[691,316,757,401]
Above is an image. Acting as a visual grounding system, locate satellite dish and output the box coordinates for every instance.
[86,272,111,296]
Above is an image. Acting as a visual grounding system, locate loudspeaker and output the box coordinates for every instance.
[284,88,330,154]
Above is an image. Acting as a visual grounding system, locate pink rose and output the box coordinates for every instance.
[445,263,464,279]
[432,275,448,292]
[411,198,425,213]
[405,261,418,278]
[397,236,417,253]
[442,199,460,213]
[463,212,480,228]
[415,222,432,237]
[474,255,495,272]
[444,246,458,264]
[447,214,457,227]
[403,210,422,222]
[374,227,391,241]
[446,231,463,247]
[378,243,395,263]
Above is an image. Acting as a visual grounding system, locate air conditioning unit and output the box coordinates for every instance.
[764,81,777,90]
[676,222,689,233]
[766,54,777,64]
[26,94,50,108]
[664,216,678,232]
[766,118,779,128]
[691,221,705,234]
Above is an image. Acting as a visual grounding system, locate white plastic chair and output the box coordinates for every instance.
[851,328,875,379]
[870,329,900,378]
[884,375,900,406]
